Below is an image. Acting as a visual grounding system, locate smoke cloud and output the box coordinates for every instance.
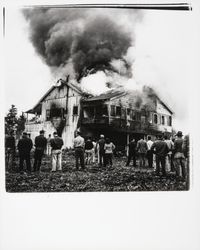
[23,8,142,82]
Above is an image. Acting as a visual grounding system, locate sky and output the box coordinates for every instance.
[3,5,196,133]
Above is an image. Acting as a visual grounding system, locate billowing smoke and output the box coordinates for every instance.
[23,8,142,84]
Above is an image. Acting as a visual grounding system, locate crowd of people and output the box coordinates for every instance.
[5,130,189,181]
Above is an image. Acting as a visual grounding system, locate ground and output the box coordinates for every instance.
[6,153,189,192]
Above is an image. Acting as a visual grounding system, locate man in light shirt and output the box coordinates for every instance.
[147,136,154,168]
[73,131,85,170]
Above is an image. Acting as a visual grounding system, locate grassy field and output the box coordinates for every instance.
[6,154,189,192]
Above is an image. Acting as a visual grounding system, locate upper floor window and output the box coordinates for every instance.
[46,109,50,121]
[73,106,78,115]
[168,116,172,126]
[154,113,158,124]
[161,115,165,125]
[110,105,115,116]
[116,106,121,117]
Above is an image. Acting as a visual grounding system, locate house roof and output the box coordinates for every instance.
[84,88,126,102]
[26,79,83,114]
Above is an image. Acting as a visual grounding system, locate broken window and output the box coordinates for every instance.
[73,106,78,115]
[51,108,62,117]
[46,109,50,121]
[83,106,95,118]
[116,106,121,117]
[154,113,158,124]
[131,110,136,120]
[96,105,108,117]
[121,108,126,119]
[110,105,115,116]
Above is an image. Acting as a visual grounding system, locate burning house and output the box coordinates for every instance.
[25,77,173,149]
[23,7,174,149]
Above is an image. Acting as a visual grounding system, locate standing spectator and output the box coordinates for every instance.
[146,136,154,168]
[97,134,105,167]
[50,132,63,172]
[126,138,137,167]
[47,134,52,156]
[73,131,85,170]
[33,130,47,172]
[136,136,148,167]
[92,139,97,163]
[104,138,115,168]
[151,134,169,177]
[164,135,174,173]
[85,137,94,165]
[17,132,33,173]
[174,131,186,181]
[5,130,16,170]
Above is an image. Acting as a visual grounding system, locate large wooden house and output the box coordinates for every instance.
[25,78,173,149]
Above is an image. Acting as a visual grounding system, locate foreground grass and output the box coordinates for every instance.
[6,154,189,192]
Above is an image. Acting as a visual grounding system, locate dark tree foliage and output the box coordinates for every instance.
[5,105,26,136]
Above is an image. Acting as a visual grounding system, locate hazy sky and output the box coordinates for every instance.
[3,5,196,133]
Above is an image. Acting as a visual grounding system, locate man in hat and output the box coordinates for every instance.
[174,131,186,180]
[73,131,85,170]
[17,132,33,173]
[97,134,105,167]
[151,134,169,176]
[33,130,47,172]
[50,131,64,172]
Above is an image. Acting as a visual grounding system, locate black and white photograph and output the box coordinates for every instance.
[4,3,192,192]
[1,1,200,250]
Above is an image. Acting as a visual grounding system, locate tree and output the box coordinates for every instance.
[5,105,18,135]
[5,105,26,136]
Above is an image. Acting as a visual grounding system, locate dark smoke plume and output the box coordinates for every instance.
[23,7,142,80]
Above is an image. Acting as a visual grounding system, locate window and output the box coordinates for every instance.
[110,105,115,116]
[161,115,165,125]
[131,110,136,120]
[73,106,78,115]
[46,109,50,121]
[154,114,158,124]
[168,116,172,126]
[121,108,126,119]
[135,112,141,121]
[51,108,62,117]
[127,108,131,116]
[116,106,121,116]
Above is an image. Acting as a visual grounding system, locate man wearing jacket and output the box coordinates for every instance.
[17,132,33,173]
[33,130,47,172]
[151,134,169,176]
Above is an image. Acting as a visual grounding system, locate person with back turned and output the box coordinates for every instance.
[73,131,85,171]
[33,130,47,172]
[17,132,33,173]
[50,132,64,172]
[126,138,137,167]
[151,134,169,177]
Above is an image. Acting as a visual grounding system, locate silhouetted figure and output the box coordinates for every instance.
[174,131,186,180]
[97,134,105,167]
[17,132,33,173]
[151,134,169,176]
[33,130,47,172]
[126,138,137,167]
